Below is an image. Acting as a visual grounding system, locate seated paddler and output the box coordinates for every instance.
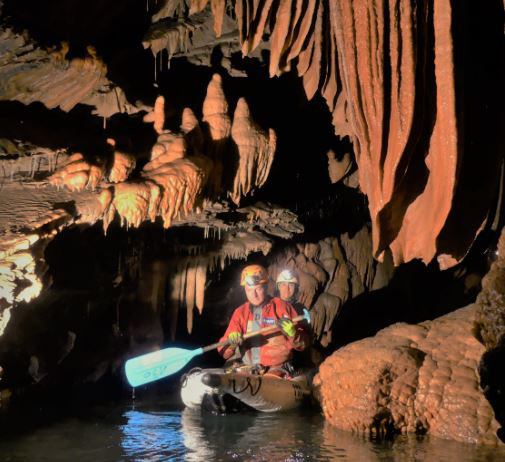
[217,264,308,377]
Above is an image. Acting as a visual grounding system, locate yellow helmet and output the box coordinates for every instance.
[240,264,269,287]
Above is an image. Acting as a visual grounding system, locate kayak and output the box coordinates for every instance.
[180,367,311,413]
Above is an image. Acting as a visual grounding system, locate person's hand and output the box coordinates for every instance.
[228,331,243,347]
[276,318,296,337]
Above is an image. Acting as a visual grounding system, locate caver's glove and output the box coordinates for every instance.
[228,331,243,347]
[276,317,296,337]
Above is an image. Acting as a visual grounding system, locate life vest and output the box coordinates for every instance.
[218,297,307,367]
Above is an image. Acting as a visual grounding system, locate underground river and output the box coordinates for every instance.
[1,387,504,462]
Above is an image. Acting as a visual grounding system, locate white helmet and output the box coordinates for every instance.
[276,269,298,285]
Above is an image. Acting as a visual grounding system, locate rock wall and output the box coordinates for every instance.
[476,224,505,439]
[177,0,503,269]
[314,304,502,445]
[268,226,394,348]
[2,0,503,270]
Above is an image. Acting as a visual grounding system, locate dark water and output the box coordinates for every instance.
[0,398,504,462]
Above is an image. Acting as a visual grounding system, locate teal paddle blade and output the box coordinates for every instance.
[125,347,203,387]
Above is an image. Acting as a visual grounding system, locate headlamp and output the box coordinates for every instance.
[245,275,262,287]
[280,270,293,279]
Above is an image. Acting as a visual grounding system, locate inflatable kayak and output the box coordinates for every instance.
[180,367,311,413]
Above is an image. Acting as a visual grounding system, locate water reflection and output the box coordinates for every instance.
[1,403,504,461]
[321,420,504,462]
[121,407,505,462]
[121,409,186,461]
[179,408,340,462]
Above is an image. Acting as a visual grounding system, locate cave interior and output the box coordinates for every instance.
[0,0,504,446]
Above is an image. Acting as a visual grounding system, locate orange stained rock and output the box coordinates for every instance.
[145,132,188,172]
[106,139,136,183]
[48,153,104,191]
[143,95,166,135]
[181,107,199,134]
[202,74,231,141]
[213,0,485,268]
[110,182,154,228]
[327,150,352,184]
[143,157,206,228]
[314,305,502,445]
[189,0,209,14]
[229,97,276,205]
[181,107,205,154]
[189,0,225,36]
[4,38,108,113]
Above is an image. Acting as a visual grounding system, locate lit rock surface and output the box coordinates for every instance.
[0,28,140,119]
[314,304,502,445]
[1,0,502,269]
[199,0,503,269]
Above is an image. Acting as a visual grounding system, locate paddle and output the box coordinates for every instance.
[124,308,311,387]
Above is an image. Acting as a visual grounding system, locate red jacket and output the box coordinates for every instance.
[218,297,307,367]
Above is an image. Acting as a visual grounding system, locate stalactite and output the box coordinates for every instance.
[185,260,197,333]
[195,260,206,314]
[268,0,295,77]
[169,267,182,341]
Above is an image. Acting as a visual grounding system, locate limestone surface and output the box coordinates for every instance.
[314,304,502,445]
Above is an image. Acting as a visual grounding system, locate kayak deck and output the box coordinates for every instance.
[181,367,311,413]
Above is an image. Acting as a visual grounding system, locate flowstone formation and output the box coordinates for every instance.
[314,304,502,445]
[143,0,504,269]
[46,73,276,230]
[0,0,502,444]
[0,0,502,269]
[0,28,141,120]
[267,228,393,349]
[0,72,279,349]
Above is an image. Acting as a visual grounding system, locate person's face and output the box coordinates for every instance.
[245,283,267,305]
[278,282,296,302]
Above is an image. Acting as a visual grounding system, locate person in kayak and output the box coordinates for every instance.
[217,264,307,376]
[276,269,321,370]
[276,269,305,316]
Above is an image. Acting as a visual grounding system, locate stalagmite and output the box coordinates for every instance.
[143,95,166,135]
[144,134,187,170]
[181,107,205,155]
[202,74,231,141]
[230,98,276,204]
[0,307,11,337]
[181,107,200,133]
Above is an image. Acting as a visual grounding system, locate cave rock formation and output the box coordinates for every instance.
[314,304,502,445]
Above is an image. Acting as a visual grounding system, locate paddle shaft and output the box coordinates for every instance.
[201,312,307,353]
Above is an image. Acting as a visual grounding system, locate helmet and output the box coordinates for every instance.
[276,269,298,285]
[240,264,269,287]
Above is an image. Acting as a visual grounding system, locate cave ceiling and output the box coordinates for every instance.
[0,0,503,329]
